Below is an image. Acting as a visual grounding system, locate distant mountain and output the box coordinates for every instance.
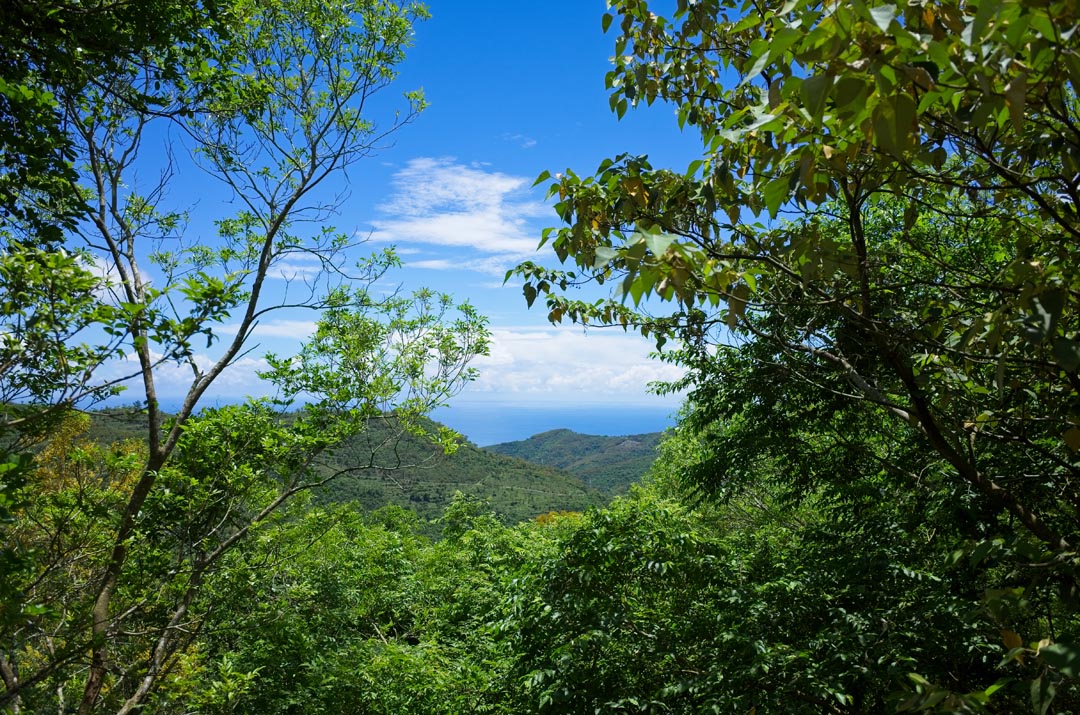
[81,409,605,530]
[313,419,605,527]
[486,428,663,494]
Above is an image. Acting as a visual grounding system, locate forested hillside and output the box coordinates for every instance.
[316,431,604,527]
[83,409,604,530]
[487,428,661,493]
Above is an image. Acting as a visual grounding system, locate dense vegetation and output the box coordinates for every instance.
[4,0,1080,713]
[510,0,1080,710]
[0,1,487,712]
[81,409,605,531]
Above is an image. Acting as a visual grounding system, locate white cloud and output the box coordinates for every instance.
[501,132,538,149]
[96,351,277,403]
[91,324,685,413]
[269,254,324,282]
[408,258,457,271]
[208,318,319,348]
[463,325,685,406]
[248,319,319,340]
[371,157,550,265]
[81,253,151,304]
[408,254,522,276]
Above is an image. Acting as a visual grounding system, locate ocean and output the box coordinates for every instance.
[432,402,678,446]
[106,398,679,448]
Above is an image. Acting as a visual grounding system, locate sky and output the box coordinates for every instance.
[101,1,704,445]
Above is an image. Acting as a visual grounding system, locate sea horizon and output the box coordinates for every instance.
[100,396,678,448]
[432,402,678,447]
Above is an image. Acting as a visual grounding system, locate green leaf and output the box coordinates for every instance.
[1003,71,1027,131]
[1065,427,1080,452]
[769,27,804,61]
[800,74,831,118]
[1053,338,1080,372]
[1030,12,1057,41]
[727,283,749,329]
[762,175,791,217]
[593,246,618,268]
[984,678,1011,698]
[1021,291,1064,344]
[969,0,1003,45]
[643,232,676,257]
[833,76,866,108]
[741,46,770,86]
[1030,672,1056,715]
[894,93,917,148]
[869,5,896,32]
[1040,642,1080,677]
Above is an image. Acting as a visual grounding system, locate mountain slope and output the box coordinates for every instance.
[486,428,663,494]
[81,408,605,527]
[314,419,605,526]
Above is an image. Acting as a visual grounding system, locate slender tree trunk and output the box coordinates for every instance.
[78,449,165,715]
[0,652,19,714]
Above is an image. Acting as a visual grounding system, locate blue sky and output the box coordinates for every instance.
[366,1,701,442]
[97,2,701,444]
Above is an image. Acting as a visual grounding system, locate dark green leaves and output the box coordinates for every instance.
[1021,290,1064,344]
[514,5,1080,710]
[799,73,831,119]
[1041,643,1080,679]
[1053,338,1080,373]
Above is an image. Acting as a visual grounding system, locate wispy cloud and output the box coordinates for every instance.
[249,319,319,339]
[212,318,319,345]
[371,157,550,272]
[81,253,151,304]
[268,254,324,282]
[501,132,537,149]
[409,255,522,276]
[97,351,276,403]
[94,325,684,422]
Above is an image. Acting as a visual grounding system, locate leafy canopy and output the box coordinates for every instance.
[511,0,1080,709]
[0,2,493,714]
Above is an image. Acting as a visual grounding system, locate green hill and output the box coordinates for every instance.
[80,408,605,528]
[312,417,605,525]
[486,428,663,494]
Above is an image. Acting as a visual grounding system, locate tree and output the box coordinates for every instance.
[518,0,1080,547]
[0,0,229,240]
[1,1,490,713]
[513,0,1080,708]
[505,478,1027,714]
[161,497,549,715]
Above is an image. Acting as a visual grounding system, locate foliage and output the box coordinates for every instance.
[0,1,492,713]
[315,435,604,530]
[0,246,123,436]
[75,410,605,534]
[505,474,1079,714]
[0,0,228,239]
[0,449,33,633]
[510,0,1080,710]
[158,496,564,715]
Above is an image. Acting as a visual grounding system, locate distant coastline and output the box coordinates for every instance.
[433,402,676,446]
[97,396,677,447]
